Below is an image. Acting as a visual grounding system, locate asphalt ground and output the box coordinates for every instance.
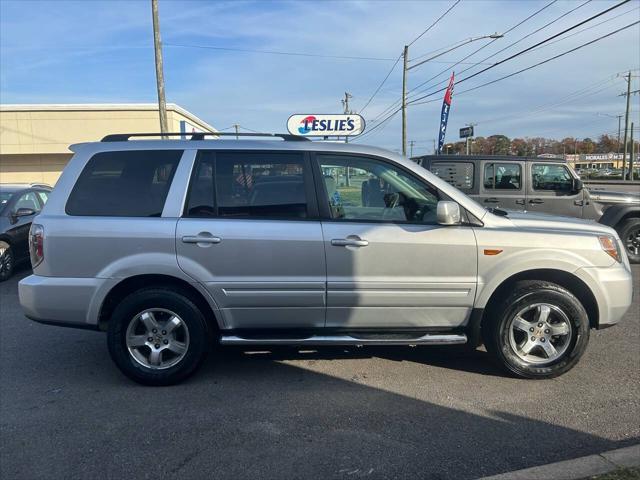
[1,265,638,480]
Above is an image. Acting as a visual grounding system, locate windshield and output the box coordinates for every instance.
[0,191,14,214]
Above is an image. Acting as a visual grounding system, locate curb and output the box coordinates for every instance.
[479,444,640,480]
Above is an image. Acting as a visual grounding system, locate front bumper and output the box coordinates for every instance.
[18,275,106,329]
[574,264,633,328]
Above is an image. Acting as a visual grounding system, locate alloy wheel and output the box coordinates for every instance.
[625,226,640,257]
[508,303,572,365]
[125,308,190,370]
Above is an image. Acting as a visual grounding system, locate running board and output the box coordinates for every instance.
[219,333,467,346]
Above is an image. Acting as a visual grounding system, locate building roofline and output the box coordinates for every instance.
[0,103,216,133]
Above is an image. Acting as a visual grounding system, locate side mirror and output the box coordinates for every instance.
[14,207,36,218]
[572,178,583,192]
[437,201,461,226]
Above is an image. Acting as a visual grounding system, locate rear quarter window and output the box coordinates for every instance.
[66,150,182,216]
[431,162,474,190]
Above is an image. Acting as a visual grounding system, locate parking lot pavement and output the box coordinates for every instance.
[1,267,638,480]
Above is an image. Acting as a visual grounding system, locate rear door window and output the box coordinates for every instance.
[483,163,522,190]
[66,150,182,216]
[431,162,474,190]
[184,151,309,219]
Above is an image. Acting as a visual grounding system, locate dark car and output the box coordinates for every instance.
[0,184,52,281]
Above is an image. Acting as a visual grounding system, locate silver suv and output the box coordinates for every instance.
[19,133,633,385]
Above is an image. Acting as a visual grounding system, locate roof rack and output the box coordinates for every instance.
[101,132,310,142]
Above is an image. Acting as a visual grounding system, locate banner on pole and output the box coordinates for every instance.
[437,72,455,154]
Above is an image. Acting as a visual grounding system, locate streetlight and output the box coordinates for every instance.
[401,32,503,155]
[407,33,504,71]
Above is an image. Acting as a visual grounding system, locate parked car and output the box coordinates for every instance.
[414,155,640,263]
[19,134,633,385]
[0,183,51,281]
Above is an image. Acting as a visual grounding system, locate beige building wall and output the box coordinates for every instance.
[0,104,215,185]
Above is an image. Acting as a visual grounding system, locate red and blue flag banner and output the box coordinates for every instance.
[437,72,455,154]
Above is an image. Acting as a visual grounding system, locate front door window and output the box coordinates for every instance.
[318,155,440,224]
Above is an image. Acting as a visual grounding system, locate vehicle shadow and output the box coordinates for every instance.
[214,344,506,378]
[2,314,638,480]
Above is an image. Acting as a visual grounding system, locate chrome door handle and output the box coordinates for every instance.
[529,198,544,204]
[484,198,500,203]
[182,235,222,244]
[331,237,369,247]
[515,199,525,205]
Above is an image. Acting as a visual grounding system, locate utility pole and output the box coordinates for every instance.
[432,139,436,154]
[341,92,353,143]
[409,140,416,158]
[401,45,408,156]
[630,122,635,180]
[233,124,240,140]
[617,115,623,153]
[151,0,168,136]
[621,71,631,180]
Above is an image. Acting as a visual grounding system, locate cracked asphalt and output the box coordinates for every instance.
[1,265,638,480]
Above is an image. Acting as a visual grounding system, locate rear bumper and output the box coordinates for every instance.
[574,264,633,328]
[19,275,106,329]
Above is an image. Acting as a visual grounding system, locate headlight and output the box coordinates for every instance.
[598,235,621,263]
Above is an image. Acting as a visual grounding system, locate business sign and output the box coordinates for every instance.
[437,72,455,154]
[287,114,365,137]
[459,126,474,138]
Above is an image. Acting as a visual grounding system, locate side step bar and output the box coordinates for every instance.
[220,333,467,346]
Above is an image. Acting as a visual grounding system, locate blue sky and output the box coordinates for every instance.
[1,0,638,155]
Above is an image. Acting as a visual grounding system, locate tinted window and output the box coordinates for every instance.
[66,150,181,216]
[0,192,15,212]
[185,155,215,217]
[532,164,573,192]
[431,162,474,190]
[36,191,49,205]
[15,192,41,213]
[317,155,440,223]
[484,163,521,190]
[213,152,307,219]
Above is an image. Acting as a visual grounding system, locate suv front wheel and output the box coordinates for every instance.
[107,288,211,385]
[483,281,590,379]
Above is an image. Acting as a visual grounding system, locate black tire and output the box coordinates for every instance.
[0,242,14,282]
[483,280,590,379]
[107,288,211,386]
[617,218,640,264]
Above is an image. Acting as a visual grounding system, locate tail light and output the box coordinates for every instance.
[29,224,44,268]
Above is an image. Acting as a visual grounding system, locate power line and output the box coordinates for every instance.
[451,0,593,80]
[422,5,638,85]
[366,0,559,125]
[352,107,402,142]
[163,42,397,62]
[410,21,640,106]
[530,5,639,51]
[359,53,403,114]
[408,0,461,46]
[406,0,559,99]
[408,0,633,105]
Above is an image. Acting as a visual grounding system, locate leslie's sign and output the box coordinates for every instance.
[287,114,365,137]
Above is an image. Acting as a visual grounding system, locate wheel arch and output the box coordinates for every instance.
[98,274,220,332]
[599,205,640,228]
[476,269,599,341]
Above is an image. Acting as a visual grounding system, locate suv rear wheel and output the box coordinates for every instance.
[107,288,211,385]
[483,281,590,379]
